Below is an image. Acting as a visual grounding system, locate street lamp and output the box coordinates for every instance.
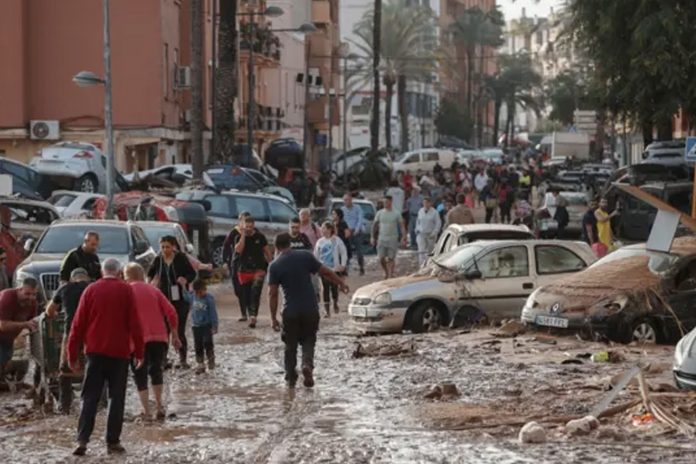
[72,0,114,218]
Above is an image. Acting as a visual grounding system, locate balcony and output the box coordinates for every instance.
[238,106,285,133]
[312,0,331,25]
[239,22,281,64]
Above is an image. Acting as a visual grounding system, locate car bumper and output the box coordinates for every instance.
[521,308,604,333]
[348,304,407,332]
[674,370,696,391]
[32,160,86,178]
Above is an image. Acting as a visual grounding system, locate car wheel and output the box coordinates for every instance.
[75,174,98,193]
[211,238,225,268]
[409,301,443,333]
[630,318,658,344]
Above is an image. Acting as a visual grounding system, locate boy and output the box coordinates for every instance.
[190,279,218,374]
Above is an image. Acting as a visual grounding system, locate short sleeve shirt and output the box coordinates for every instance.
[375,209,401,245]
[268,250,321,316]
[235,231,269,272]
[289,233,313,251]
[0,289,37,343]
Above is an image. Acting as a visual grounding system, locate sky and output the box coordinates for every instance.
[497,0,565,20]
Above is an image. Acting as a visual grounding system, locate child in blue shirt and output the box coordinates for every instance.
[190,279,218,373]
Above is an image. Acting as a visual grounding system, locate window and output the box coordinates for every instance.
[131,226,149,249]
[438,233,453,254]
[268,199,296,223]
[234,196,267,221]
[49,194,77,208]
[82,198,98,212]
[424,152,439,162]
[37,226,129,255]
[0,160,31,183]
[476,246,529,278]
[403,153,419,164]
[205,195,231,217]
[535,246,586,275]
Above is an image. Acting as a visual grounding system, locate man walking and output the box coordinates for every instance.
[415,197,442,266]
[0,278,38,379]
[223,212,251,321]
[474,169,489,206]
[234,216,272,328]
[371,195,407,279]
[60,231,101,283]
[288,217,313,250]
[268,233,348,388]
[68,258,144,456]
[446,193,476,226]
[341,193,365,275]
[405,186,424,248]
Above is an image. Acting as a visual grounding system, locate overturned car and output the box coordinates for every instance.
[522,238,696,344]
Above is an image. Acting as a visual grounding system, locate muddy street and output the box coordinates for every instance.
[1,255,695,463]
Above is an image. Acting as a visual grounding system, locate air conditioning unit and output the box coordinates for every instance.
[30,120,60,140]
[176,66,191,88]
[184,110,192,122]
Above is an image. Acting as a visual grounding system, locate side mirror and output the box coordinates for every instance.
[464,269,482,280]
[185,243,195,255]
[134,240,149,255]
[24,238,35,253]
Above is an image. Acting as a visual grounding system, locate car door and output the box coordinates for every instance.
[204,194,235,239]
[268,198,298,236]
[462,245,534,319]
[232,195,272,236]
[533,244,589,288]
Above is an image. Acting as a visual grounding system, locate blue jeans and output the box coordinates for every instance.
[347,233,365,271]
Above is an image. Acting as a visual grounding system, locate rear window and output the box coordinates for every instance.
[37,225,129,254]
[50,194,77,207]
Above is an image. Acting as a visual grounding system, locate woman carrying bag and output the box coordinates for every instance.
[147,235,197,369]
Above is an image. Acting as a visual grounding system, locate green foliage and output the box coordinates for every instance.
[545,69,594,126]
[434,98,473,142]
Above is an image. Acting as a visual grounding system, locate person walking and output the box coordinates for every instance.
[595,197,619,252]
[405,186,424,248]
[147,236,196,368]
[446,192,476,226]
[498,180,513,224]
[190,279,218,374]
[582,198,599,246]
[415,197,442,266]
[0,278,38,379]
[60,231,101,283]
[331,207,352,266]
[124,263,180,421]
[46,268,91,413]
[480,179,498,224]
[341,193,365,275]
[223,211,251,321]
[371,195,407,279]
[288,217,313,251]
[551,189,570,238]
[474,169,489,206]
[314,222,348,316]
[234,216,272,328]
[67,258,144,456]
[298,208,321,248]
[268,233,349,388]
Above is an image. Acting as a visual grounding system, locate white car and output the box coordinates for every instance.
[393,148,457,173]
[674,327,696,391]
[123,164,193,183]
[31,142,107,193]
[47,190,105,219]
[348,240,595,334]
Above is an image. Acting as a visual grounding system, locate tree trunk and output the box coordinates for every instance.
[493,98,502,146]
[477,45,486,147]
[370,0,382,153]
[384,78,393,149]
[398,74,408,152]
[466,46,474,117]
[656,115,673,141]
[642,121,653,147]
[190,0,204,180]
[213,0,238,164]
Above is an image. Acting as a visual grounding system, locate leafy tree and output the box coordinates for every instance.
[212,0,238,164]
[434,98,473,142]
[545,69,593,126]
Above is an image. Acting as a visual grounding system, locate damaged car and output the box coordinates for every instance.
[522,238,696,344]
[674,327,696,391]
[348,240,595,334]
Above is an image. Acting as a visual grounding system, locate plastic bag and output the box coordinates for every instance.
[592,242,608,258]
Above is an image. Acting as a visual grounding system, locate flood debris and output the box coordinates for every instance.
[518,421,546,443]
[352,341,416,358]
[424,383,460,400]
[491,320,526,338]
[565,416,600,436]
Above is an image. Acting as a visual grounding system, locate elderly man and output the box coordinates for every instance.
[60,231,101,283]
[415,197,442,266]
[0,278,38,379]
[341,193,365,275]
[68,258,143,456]
[298,208,321,249]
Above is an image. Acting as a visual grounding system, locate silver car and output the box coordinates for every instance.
[348,240,596,334]
[31,142,107,193]
[674,327,696,391]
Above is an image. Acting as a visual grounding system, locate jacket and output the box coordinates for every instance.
[314,236,348,272]
[191,293,218,329]
[129,281,178,345]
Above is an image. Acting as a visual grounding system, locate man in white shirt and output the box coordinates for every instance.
[385,180,405,214]
[415,197,442,266]
[474,169,489,205]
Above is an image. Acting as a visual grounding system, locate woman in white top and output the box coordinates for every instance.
[314,221,348,317]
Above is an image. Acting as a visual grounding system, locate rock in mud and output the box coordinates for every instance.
[423,383,460,400]
[565,416,599,436]
[492,320,526,338]
[352,341,415,358]
[519,421,546,444]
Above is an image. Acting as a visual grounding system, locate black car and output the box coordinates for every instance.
[15,220,156,302]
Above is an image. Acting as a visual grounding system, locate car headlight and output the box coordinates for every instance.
[522,288,541,312]
[373,292,392,306]
[14,270,33,287]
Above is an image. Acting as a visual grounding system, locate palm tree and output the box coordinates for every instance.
[190,0,204,179]
[212,0,238,163]
[370,0,382,154]
[351,0,437,150]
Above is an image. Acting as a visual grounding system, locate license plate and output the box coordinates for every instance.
[535,315,568,328]
[351,306,367,318]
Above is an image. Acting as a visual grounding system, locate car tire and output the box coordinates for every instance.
[628,318,659,344]
[409,301,443,334]
[211,237,225,268]
[75,174,98,193]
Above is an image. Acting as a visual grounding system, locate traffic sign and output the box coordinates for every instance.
[686,136,696,161]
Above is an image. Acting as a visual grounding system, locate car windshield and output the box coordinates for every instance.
[590,248,680,274]
[206,166,260,190]
[49,194,76,207]
[433,243,485,271]
[36,225,129,255]
[141,225,176,253]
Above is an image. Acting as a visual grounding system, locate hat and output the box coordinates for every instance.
[70,268,89,280]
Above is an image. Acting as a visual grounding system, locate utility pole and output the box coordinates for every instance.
[190,0,204,180]
[370,0,382,154]
[302,39,311,168]
[102,0,114,218]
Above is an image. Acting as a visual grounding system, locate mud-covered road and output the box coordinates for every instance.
[1,255,695,463]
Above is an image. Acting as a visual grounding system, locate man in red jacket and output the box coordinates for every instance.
[67,258,144,456]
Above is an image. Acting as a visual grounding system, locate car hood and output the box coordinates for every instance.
[532,255,663,317]
[18,252,131,272]
[675,327,696,373]
[353,273,439,300]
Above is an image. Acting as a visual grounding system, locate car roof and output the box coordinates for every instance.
[0,197,57,209]
[51,219,132,227]
[134,221,180,229]
[444,223,532,234]
[617,237,696,257]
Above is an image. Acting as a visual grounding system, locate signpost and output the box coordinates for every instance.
[686,137,696,217]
